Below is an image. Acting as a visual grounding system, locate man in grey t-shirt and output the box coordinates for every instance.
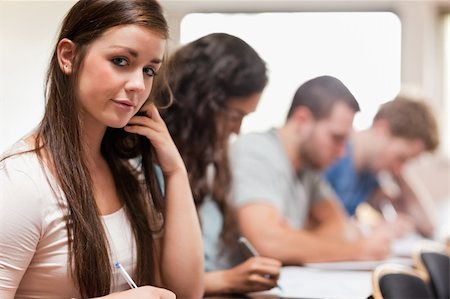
[230,76,392,264]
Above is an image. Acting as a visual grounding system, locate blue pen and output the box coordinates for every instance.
[115,261,138,289]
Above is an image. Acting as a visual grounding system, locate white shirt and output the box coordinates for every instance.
[0,140,136,298]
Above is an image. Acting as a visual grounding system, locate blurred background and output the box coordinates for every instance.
[0,0,449,154]
[0,0,449,236]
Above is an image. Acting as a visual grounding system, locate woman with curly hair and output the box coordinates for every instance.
[158,33,281,296]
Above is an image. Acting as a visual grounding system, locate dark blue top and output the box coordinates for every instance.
[323,142,379,215]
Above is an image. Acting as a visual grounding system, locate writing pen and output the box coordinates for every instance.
[115,261,138,289]
[238,237,283,291]
[380,200,398,223]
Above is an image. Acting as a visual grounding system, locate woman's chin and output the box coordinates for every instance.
[107,120,129,129]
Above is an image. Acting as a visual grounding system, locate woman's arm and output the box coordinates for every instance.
[0,169,42,299]
[160,169,204,297]
[95,286,175,299]
[204,257,281,296]
[125,103,204,298]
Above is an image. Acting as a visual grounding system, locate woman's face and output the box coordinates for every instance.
[218,92,261,140]
[76,24,166,129]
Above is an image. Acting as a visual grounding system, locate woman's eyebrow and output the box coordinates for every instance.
[109,45,163,64]
[109,45,138,57]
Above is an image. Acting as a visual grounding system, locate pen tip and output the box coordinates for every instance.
[114,261,120,268]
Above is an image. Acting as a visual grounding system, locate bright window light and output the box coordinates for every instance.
[181,12,401,133]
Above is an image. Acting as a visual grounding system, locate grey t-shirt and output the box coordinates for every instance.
[230,129,336,229]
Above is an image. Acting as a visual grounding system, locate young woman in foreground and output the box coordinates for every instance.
[0,1,203,298]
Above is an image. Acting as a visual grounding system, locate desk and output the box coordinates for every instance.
[206,236,426,299]
[203,262,403,299]
[247,236,419,298]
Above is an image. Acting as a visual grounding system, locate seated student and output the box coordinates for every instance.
[324,96,439,238]
[230,76,392,264]
[0,1,203,298]
[158,33,282,296]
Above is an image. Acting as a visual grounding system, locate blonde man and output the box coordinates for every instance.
[324,96,439,237]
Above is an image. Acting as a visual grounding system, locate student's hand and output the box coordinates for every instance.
[356,233,392,261]
[222,257,281,293]
[97,286,175,299]
[125,103,185,177]
[370,213,415,239]
[390,213,415,237]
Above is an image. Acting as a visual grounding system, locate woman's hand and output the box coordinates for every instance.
[206,257,282,295]
[127,103,204,298]
[125,103,185,177]
[96,285,175,299]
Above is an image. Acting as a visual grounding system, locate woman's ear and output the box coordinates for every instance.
[57,38,76,75]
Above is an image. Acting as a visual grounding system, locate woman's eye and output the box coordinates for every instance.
[143,67,156,77]
[112,57,128,66]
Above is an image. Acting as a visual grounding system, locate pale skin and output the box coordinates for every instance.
[204,94,282,295]
[46,24,204,298]
[237,104,392,264]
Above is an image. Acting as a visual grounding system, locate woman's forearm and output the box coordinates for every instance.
[160,170,204,298]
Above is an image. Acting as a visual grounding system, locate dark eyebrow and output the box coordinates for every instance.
[109,45,162,64]
[110,45,138,57]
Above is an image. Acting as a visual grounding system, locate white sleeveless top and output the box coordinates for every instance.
[0,140,136,298]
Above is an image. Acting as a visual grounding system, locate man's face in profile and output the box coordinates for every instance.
[375,135,425,176]
[301,102,355,170]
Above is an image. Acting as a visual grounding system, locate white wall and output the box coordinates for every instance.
[0,1,75,152]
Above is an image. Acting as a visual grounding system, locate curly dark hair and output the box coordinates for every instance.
[159,33,267,247]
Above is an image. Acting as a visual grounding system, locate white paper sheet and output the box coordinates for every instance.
[251,266,373,299]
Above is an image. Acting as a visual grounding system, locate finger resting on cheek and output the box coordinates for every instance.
[124,125,141,132]
[129,116,153,126]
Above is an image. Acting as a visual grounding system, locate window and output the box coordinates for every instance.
[181,12,401,133]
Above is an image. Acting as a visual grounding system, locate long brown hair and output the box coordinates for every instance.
[33,0,169,297]
[159,33,267,248]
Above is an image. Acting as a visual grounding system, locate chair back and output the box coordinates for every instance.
[413,241,450,299]
[372,264,434,299]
